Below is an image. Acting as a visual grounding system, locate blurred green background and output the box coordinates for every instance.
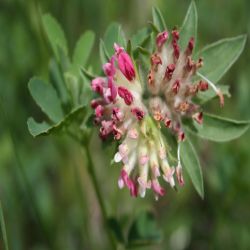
[0,0,250,249]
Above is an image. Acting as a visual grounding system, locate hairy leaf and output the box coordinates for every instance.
[131,27,151,49]
[104,22,121,56]
[198,35,247,83]
[42,14,68,59]
[99,39,110,65]
[180,138,204,198]
[49,59,70,106]
[27,118,51,137]
[152,7,167,32]
[118,26,127,48]
[73,31,95,68]
[81,67,97,81]
[28,77,64,123]
[27,106,86,137]
[180,1,198,50]
[183,113,250,142]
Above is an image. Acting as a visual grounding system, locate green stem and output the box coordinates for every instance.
[72,162,91,248]
[84,144,117,250]
[0,201,9,250]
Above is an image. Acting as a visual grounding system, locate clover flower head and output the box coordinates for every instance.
[26,2,246,203]
[90,26,227,199]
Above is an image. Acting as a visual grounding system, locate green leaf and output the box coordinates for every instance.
[0,201,9,250]
[42,14,68,59]
[27,118,51,137]
[27,106,86,137]
[118,26,127,48]
[126,40,132,55]
[80,68,95,106]
[28,77,64,123]
[149,22,160,34]
[64,72,80,107]
[179,1,198,50]
[195,85,231,104]
[73,30,95,68]
[133,34,152,59]
[131,27,151,49]
[103,22,121,56]
[136,46,151,56]
[183,113,250,142]
[80,67,97,81]
[198,35,247,83]
[152,7,167,32]
[180,138,204,198]
[99,39,110,65]
[128,211,162,247]
[49,59,70,106]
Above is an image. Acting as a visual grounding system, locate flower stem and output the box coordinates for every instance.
[84,144,117,250]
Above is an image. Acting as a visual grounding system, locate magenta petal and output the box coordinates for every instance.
[108,77,117,102]
[152,181,165,196]
[117,52,135,81]
[118,86,134,105]
[103,56,116,77]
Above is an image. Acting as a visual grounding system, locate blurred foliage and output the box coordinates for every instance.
[0,0,250,249]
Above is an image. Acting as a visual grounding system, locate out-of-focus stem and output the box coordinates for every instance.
[84,143,117,250]
[0,201,9,250]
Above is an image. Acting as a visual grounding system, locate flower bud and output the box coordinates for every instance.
[114,43,136,81]
[156,31,168,50]
[118,86,134,105]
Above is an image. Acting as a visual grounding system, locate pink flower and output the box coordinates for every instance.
[114,143,129,163]
[99,120,114,139]
[151,180,165,198]
[198,81,209,91]
[178,131,185,142]
[95,105,104,118]
[91,98,104,109]
[151,54,162,67]
[173,41,180,59]
[164,118,172,128]
[103,56,116,77]
[176,163,185,186]
[91,77,104,94]
[119,169,138,197]
[112,125,123,140]
[156,31,168,50]
[139,155,149,165]
[163,167,175,188]
[172,80,180,94]
[128,128,138,139]
[165,64,175,80]
[172,30,180,59]
[186,37,195,55]
[172,29,180,40]
[193,112,203,125]
[111,107,124,122]
[118,87,134,105]
[114,43,136,81]
[103,78,117,103]
[131,108,145,121]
